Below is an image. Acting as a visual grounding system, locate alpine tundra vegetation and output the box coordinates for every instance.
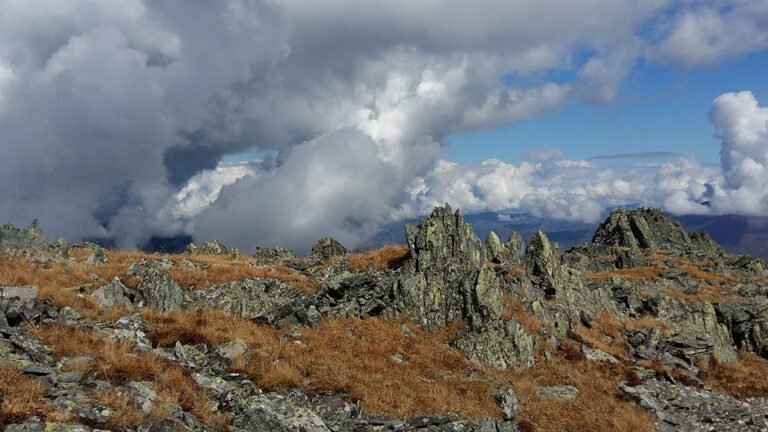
[2,205,768,431]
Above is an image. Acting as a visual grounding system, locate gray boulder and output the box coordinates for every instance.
[0,285,38,301]
[309,237,349,262]
[193,278,304,324]
[592,207,722,254]
[493,386,520,421]
[185,239,229,254]
[484,231,525,265]
[85,247,108,265]
[90,277,133,310]
[393,204,500,330]
[0,220,69,259]
[254,246,297,264]
[717,298,768,358]
[134,267,183,313]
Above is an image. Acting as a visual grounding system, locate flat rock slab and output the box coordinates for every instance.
[537,385,579,399]
[0,285,38,300]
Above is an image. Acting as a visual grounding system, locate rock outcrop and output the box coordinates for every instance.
[309,237,350,262]
[393,204,534,370]
[592,207,722,254]
[0,220,69,260]
[185,239,229,255]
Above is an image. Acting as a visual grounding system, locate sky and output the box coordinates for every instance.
[1,0,768,253]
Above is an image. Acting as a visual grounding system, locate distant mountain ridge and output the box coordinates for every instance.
[366,211,768,263]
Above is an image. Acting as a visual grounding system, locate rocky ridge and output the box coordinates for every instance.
[1,206,768,430]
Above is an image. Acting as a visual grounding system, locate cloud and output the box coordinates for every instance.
[708,91,768,214]
[589,152,681,160]
[650,2,768,69]
[0,1,767,252]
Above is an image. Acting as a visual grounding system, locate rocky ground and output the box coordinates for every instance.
[2,206,768,431]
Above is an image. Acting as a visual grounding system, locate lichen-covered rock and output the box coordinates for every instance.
[455,319,534,370]
[85,247,108,265]
[523,230,562,290]
[621,374,768,431]
[717,298,768,358]
[185,239,229,255]
[485,231,525,265]
[90,277,133,310]
[0,285,38,301]
[309,237,349,262]
[650,296,737,363]
[592,207,723,254]
[493,386,520,421]
[216,338,251,364]
[0,220,69,260]
[394,205,501,330]
[537,385,579,399]
[193,278,304,324]
[134,268,183,313]
[254,246,297,264]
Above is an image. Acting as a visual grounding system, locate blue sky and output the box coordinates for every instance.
[446,50,768,166]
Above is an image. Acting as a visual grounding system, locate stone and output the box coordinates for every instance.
[216,338,251,363]
[582,345,619,363]
[85,247,108,265]
[652,296,738,363]
[524,230,562,290]
[134,267,183,313]
[254,246,297,264]
[185,239,229,254]
[90,277,133,310]
[717,298,768,358]
[537,385,579,399]
[621,376,768,431]
[592,207,723,254]
[0,285,38,301]
[193,278,304,324]
[309,237,349,262]
[455,319,535,370]
[493,386,520,421]
[485,231,526,265]
[393,204,500,330]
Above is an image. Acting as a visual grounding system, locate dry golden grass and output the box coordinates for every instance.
[323,244,410,271]
[577,314,669,361]
[0,249,319,317]
[660,285,746,304]
[140,308,656,431]
[583,267,665,281]
[698,351,768,399]
[680,265,739,284]
[29,323,229,429]
[0,364,52,426]
[502,294,543,334]
[510,352,654,431]
[143,309,497,417]
[646,253,713,268]
[507,267,526,278]
[89,389,169,429]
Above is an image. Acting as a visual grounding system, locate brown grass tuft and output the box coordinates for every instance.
[0,364,52,426]
[502,293,543,334]
[680,265,739,284]
[582,267,665,281]
[29,323,229,429]
[510,355,654,431]
[698,351,768,399]
[324,245,410,271]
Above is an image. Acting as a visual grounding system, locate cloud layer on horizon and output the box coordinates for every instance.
[1,1,767,253]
